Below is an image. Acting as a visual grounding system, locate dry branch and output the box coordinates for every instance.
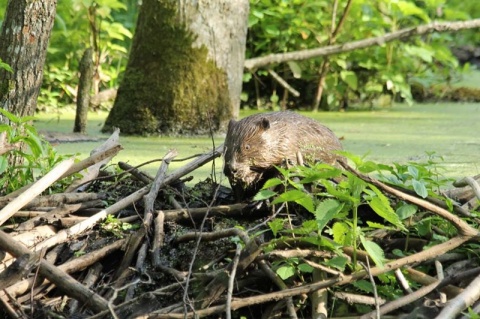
[267,69,300,97]
[244,19,480,70]
[66,128,121,192]
[0,254,38,289]
[160,203,248,222]
[436,272,480,318]
[0,230,109,312]
[0,192,103,210]
[3,238,125,298]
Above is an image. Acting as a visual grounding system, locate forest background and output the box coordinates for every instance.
[1,0,480,112]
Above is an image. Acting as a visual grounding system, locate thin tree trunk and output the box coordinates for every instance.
[74,48,94,134]
[0,0,57,119]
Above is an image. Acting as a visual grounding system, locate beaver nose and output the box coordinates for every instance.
[224,164,237,176]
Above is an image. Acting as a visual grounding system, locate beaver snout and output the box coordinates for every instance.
[223,156,238,176]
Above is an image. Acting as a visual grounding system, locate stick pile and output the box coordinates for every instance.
[0,131,479,319]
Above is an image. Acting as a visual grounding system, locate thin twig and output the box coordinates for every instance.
[225,243,242,319]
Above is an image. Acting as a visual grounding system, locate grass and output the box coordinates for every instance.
[33,102,480,184]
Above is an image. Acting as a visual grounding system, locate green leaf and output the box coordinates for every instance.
[396,204,418,220]
[412,179,428,198]
[323,180,359,206]
[368,185,406,231]
[240,92,249,102]
[0,156,7,175]
[277,265,295,280]
[24,130,45,158]
[349,174,366,198]
[324,256,348,271]
[404,45,434,63]
[265,24,280,36]
[248,15,259,28]
[262,177,284,189]
[253,189,277,201]
[358,161,381,174]
[332,222,351,246]
[353,279,374,293]
[336,151,364,167]
[335,59,347,69]
[272,189,314,213]
[268,219,285,237]
[366,221,387,229]
[360,236,385,267]
[368,197,405,231]
[340,71,358,90]
[315,199,344,232]
[299,164,342,183]
[407,165,419,179]
[0,59,13,73]
[395,1,430,22]
[297,263,314,273]
[0,108,21,124]
[365,81,383,93]
[251,9,264,19]
[0,124,11,133]
[417,219,431,237]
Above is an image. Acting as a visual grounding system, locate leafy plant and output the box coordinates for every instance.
[38,0,135,110]
[0,109,74,194]
[101,214,138,238]
[0,58,13,73]
[255,151,455,281]
[244,0,469,109]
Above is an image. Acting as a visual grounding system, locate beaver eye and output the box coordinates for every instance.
[244,144,250,151]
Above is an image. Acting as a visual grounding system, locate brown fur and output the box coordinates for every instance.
[223,111,343,200]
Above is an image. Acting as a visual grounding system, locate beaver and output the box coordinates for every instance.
[223,111,343,200]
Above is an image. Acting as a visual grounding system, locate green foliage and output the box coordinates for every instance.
[0,109,74,194]
[101,214,138,237]
[0,58,12,73]
[464,308,480,319]
[258,151,458,301]
[38,0,135,110]
[245,0,474,109]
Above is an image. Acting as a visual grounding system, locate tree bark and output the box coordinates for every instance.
[0,0,57,119]
[74,48,94,134]
[102,0,249,135]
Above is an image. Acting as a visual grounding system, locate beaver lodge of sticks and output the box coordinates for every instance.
[0,114,479,319]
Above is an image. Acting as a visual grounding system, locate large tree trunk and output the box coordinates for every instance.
[0,0,57,119]
[102,0,249,135]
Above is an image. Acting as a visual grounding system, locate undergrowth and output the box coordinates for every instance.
[253,152,466,315]
[0,109,76,194]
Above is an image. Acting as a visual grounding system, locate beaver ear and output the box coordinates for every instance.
[258,117,270,130]
[227,119,237,132]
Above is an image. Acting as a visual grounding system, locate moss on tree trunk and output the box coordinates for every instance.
[102,0,242,135]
